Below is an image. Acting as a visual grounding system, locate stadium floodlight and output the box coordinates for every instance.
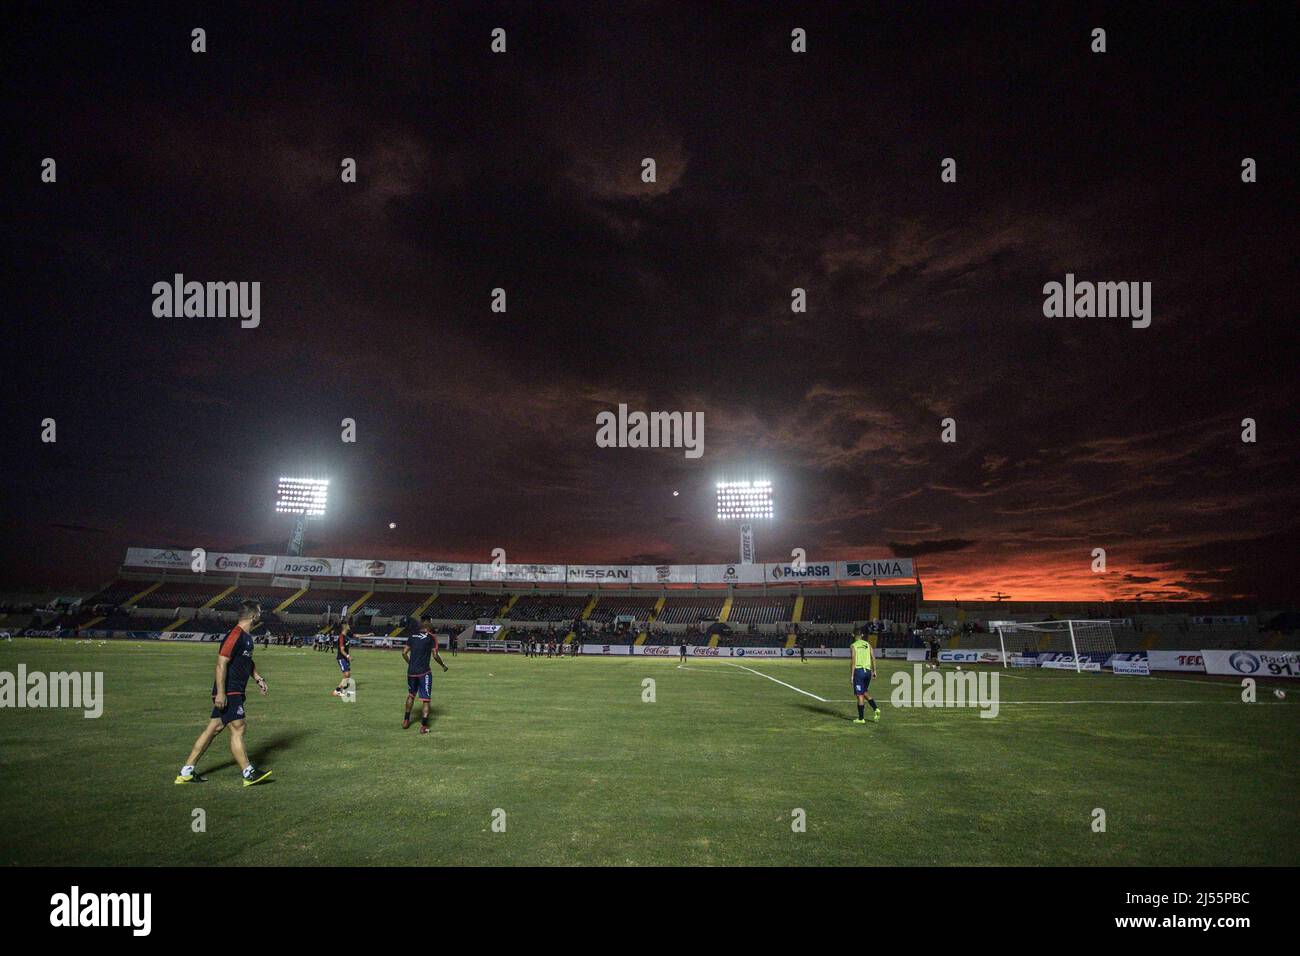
[716,479,773,565]
[276,477,329,555]
[276,477,329,516]
[714,480,774,521]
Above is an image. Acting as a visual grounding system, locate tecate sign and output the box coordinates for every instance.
[1146,651,1205,672]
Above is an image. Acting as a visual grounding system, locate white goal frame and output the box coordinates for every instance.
[994,620,1118,673]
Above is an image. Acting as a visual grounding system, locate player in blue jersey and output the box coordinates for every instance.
[402,615,448,733]
[331,620,354,698]
[175,600,272,786]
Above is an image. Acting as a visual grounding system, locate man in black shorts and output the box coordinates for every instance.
[175,600,272,786]
[332,621,355,697]
[402,615,448,734]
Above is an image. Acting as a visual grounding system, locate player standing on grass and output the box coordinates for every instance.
[850,631,880,724]
[403,615,448,733]
[175,600,273,786]
[332,621,354,697]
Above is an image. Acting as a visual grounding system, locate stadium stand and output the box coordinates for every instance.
[21,572,1296,656]
[508,594,588,622]
[287,589,372,617]
[85,581,150,608]
[132,582,228,610]
[586,596,659,624]
[880,591,918,625]
[727,595,795,625]
[800,593,873,623]
[359,593,433,618]
[657,596,726,624]
[425,592,507,620]
[212,588,300,613]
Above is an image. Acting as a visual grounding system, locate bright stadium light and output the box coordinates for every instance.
[715,480,774,521]
[276,476,329,516]
[277,477,329,554]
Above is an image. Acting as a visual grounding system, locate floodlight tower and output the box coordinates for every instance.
[276,477,329,555]
[715,480,774,564]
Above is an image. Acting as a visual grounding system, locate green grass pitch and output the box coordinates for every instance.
[0,639,1296,866]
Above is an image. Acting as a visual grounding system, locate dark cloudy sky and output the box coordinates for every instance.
[3,2,1297,601]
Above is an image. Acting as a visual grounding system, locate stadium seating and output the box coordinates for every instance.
[360,594,433,618]
[287,589,372,617]
[132,582,228,610]
[425,592,507,620]
[727,596,795,625]
[657,596,726,624]
[879,591,918,624]
[508,594,588,622]
[586,596,659,624]
[84,581,150,608]
[800,593,873,623]
[212,588,299,613]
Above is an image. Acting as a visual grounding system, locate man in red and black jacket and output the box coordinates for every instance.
[174,600,272,787]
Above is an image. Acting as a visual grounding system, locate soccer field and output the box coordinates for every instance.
[1,640,1296,867]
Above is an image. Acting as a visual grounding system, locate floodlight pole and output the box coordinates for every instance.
[739,523,756,565]
[288,515,307,556]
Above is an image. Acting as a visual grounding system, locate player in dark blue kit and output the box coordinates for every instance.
[402,615,448,733]
[332,620,354,698]
[175,600,273,786]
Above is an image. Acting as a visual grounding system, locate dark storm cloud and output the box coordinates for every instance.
[49,523,107,536]
[2,3,1296,600]
[888,539,976,558]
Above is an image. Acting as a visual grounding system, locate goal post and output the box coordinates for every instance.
[993,620,1118,672]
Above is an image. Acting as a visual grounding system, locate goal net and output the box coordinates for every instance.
[993,620,1117,672]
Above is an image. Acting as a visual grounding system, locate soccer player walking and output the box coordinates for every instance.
[403,615,448,734]
[175,600,273,786]
[332,621,354,698]
[850,632,880,724]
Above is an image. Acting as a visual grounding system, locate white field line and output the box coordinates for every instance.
[681,660,1291,707]
[1146,674,1292,690]
[820,699,1288,705]
[719,661,830,701]
[930,699,1224,706]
